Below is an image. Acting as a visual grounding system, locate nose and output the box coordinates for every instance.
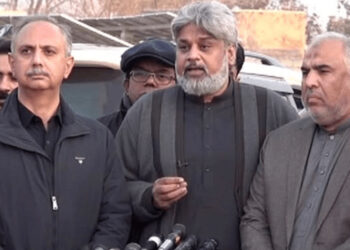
[144,73,157,87]
[303,69,319,89]
[187,45,200,62]
[32,50,43,66]
[0,76,12,93]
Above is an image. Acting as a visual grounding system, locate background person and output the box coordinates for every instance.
[232,42,245,80]
[99,39,176,137]
[0,16,131,250]
[0,38,18,109]
[116,1,298,248]
[241,32,350,250]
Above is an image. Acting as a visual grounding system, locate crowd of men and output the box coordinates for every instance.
[0,1,350,250]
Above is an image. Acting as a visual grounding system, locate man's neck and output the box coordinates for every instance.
[18,89,60,129]
[202,80,229,103]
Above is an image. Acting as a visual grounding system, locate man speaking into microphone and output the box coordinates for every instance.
[116,1,298,249]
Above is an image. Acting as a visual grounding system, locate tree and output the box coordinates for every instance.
[306,13,322,43]
[327,16,350,36]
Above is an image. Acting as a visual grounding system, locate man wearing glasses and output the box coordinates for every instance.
[99,39,176,136]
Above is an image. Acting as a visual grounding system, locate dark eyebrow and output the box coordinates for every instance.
[300,65,309,71]
[198,37,217,42]
[18,44,34,49]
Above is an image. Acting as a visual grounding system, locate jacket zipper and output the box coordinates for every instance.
[51,193,58,250]
[52,196,59,211]
[51,145,59,250]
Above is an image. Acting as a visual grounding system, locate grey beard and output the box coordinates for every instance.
[177,56,229,96]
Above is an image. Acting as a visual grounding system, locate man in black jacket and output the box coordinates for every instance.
[0,16,131,250]
[99,39,176,137]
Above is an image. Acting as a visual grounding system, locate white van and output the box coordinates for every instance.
[62,43,128,119]
[62,44,299,119]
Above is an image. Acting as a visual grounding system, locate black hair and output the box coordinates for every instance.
[0,39,11,54]
[236,42,245,75]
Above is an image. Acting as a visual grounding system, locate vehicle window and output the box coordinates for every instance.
[62,67,124,119]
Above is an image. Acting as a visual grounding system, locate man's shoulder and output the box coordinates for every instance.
[98,111,121,126]
[127,85,181,115]
[63,107,112,140]
[269,116,313,137]
[239,83,284,101]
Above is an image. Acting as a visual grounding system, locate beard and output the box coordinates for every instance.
[177,55,229,96]
[0,91,9,109]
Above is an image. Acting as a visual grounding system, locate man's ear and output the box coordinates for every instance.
[63,56,75,79]
[124,78,130,92]
[227,44,236,69]
[8,53,15,75]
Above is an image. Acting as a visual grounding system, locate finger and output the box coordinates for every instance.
[154,187,188,209]
[155,177,185,185]
[157,187,187,202]
[153,183,183,194]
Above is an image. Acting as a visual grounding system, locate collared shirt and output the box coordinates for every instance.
[290,120,350,250]
[17,98,62,161]
[175,83,240,249]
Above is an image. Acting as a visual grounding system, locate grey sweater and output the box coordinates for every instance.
[116,83,298,245]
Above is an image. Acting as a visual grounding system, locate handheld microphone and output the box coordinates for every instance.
[198,239,218,250]
[158,223,186,250]
[124,242,141,250]
[140,234,163,250]
[174,235,197,250]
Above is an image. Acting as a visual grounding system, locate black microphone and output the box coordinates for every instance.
[124,242,142,250]
[158,224,186,250]
[141,234,163,250]
[174,235,197,250]
[198,239,218,250]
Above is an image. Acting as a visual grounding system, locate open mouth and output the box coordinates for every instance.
[185,67,206,78]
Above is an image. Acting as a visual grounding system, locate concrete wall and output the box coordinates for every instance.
[235,10,307,69]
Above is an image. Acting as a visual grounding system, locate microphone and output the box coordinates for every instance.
[140,234,163,250]
[198,239,218,250]
[158,224,186,250]
[174,235,197,250]
[124,243,141,250]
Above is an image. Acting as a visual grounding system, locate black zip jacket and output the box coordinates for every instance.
[98,93,132,137]
[0,90,131,250]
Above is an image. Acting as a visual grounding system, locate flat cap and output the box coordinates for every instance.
[121,39,176,73]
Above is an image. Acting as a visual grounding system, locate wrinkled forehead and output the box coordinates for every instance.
[303,40,346,66]
[177,23,216,41]
[14,21,66,49]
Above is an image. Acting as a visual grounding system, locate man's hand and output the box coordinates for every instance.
[152,177,188,210]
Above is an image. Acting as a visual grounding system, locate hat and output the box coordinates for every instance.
[121,39,176,73]
[0,39,11,54]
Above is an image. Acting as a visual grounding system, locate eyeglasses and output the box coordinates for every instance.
[130,70,175,85]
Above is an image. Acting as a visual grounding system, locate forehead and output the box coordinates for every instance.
[303,40,346,66]
[0,54,11,70]
[14,21,66,49]
[177,23,216,42]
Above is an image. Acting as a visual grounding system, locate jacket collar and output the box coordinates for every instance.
[120,93,133,116]
[0,89,90,153]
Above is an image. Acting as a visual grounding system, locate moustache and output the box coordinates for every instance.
[0,91,9,100]
[26,67,49,77]
[184,63,209,74]
[304,89,322,100]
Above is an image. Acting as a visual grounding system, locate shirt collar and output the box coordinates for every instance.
[334,118,350,134]
[17,97,63,128]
